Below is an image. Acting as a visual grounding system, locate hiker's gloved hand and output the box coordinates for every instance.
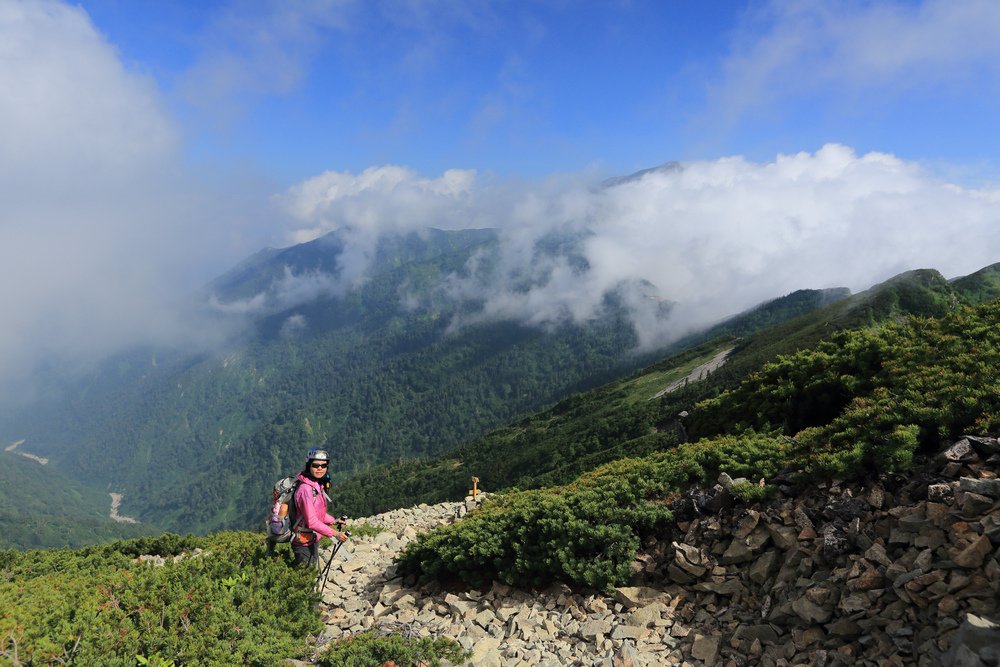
[333,531,349,543]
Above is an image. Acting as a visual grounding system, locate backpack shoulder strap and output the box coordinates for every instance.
[289,479,307,532]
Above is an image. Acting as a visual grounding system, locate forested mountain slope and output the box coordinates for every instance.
[951,261,1000,305]
[331,265,993,516]
[0,228,667,542]
[0,451,153,549]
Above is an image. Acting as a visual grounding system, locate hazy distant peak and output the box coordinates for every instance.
[601,162,683,188]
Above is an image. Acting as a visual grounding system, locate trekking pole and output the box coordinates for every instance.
[315,517,350,594]
[316,531,350,594]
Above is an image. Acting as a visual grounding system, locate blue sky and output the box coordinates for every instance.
[3,0,1000,401]
[70,0,1000,181]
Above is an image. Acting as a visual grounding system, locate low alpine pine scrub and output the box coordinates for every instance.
[398,301,1000,591]
[0,532,321,666]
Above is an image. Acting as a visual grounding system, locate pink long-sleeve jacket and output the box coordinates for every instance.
[294,473,335,544]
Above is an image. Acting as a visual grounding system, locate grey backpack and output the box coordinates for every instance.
[266,477,300,543]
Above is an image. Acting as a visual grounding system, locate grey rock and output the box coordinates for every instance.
[693,578,743,595]
[947,645,985,667]
[942,439,979,463]
[721,538,753,564]
[626,602,664,628]
[768,523,799,551]
[953,535,994,568]
[611,624,643,640]
[469,637,503,667]
[943,462,965,478]
[749,550,777,585]
[474,608,496,629]
[613,586,665,609]
[867,485,886,509]
[445,594,477,617]
[913,547,933,573]
[839,592,870,614]
[667,563,696,584]
[733,624,779,644]
[928,483,953,502]
[718,472,735,491]
[690,634,720,664]
[734,510,761,539]
[947,614,1000,657]
[827,618,862,638]
[864,543,893,567]
[961,491,996,515]
[960,476,1000,499]
[672,542,709,577]
[746,524,772,551]
[983,515,1000,546]
[580,619,612,639]
[965,435,1000,457]
[342,598,367,614]
[821,526,850,562]
[791,595,832,624]
[612,642,643,667]
[392,594,415,609]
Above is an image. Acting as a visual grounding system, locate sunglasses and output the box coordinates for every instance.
[310,462,328,469]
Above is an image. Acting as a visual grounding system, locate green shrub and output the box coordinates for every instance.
[695,302,1000,476]
[345,522,384,539]
[397,431,791,590]
[0,532,321,666]
[316,631,468,667]
[730,481,774,503]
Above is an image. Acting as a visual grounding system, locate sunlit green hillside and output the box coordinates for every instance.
[333,265,993,516]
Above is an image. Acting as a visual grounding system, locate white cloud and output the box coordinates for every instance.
[0,1,176,184]
[711,0,1000,124]
[209,267,344,316]
[0,1,266,405]
[285,145,1000,349]
[281,165,477,239]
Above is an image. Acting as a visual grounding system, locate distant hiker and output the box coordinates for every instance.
[292,448,349,568]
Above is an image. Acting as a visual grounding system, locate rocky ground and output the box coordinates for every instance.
[302,436,1000,666]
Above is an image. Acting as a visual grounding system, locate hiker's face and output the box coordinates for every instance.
[309,461,328,479]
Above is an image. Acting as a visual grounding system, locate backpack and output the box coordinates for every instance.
[266,477,301,543]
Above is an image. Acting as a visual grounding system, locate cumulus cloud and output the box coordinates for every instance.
[0,1,267,406]
[282,145,1000,349]
[711,0,1000,125]
[282,165,478,240]
[273,165,481,287]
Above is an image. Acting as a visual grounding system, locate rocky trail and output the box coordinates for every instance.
[652,348,733,400]
[109,492,140,524]
[293,436,999,666]
[4,439,49,465]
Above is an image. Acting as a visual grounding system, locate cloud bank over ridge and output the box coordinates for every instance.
[276,144,1000,347]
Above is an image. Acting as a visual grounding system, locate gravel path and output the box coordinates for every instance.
[651,347,733,399]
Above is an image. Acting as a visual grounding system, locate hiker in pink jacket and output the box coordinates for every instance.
[292,448,348,568]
